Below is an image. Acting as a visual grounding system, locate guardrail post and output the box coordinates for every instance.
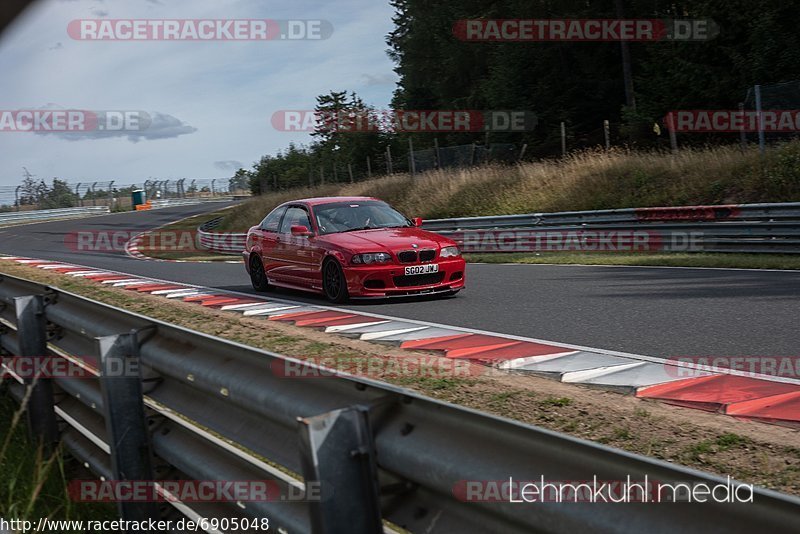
[298,406,382,534]
[97,332,158,524]
[14,295,59,447]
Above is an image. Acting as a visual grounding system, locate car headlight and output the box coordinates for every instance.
[440,246,461,258]
[351,252,392,265]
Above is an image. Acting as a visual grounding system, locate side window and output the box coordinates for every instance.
[260,206,287,233]
[279,206,312,234]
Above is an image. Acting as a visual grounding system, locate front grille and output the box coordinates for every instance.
[398,251,417,263]
[419,249,436,262]
[393,272,445,288]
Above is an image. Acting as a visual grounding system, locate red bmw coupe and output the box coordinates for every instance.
[243,197,466,302]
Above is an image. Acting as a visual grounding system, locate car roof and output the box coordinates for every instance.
[289,196,381,207]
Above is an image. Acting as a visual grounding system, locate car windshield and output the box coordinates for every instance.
[314,201,411,235]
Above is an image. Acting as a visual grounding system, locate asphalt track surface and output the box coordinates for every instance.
[1,203,799,358]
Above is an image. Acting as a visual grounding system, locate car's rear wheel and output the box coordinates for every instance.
[249,255,270,292]
[323,259,349,303]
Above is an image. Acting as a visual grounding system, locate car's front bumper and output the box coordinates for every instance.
[344,257,466,297]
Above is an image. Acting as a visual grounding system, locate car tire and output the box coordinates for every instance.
[323,259,349,303]
[249,255,270,292]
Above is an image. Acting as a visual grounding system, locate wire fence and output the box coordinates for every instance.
[0,177,245,211]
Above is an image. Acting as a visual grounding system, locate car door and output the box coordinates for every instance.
[253,206,286,278]
[276,205,316,286]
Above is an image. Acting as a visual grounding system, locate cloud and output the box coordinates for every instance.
[48,42,63,50]
[90,9,109,17]
[361,73,397,86]
[214,160,244,171]
[32,108,198,142]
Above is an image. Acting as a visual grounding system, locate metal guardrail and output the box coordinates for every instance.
[0,206,110,226]
[197,217,246,255]
[147,198,235,210]
[1,274,799,533]
[195,202,800,255]
[422,202,800,254]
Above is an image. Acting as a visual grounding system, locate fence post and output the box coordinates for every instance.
[14,295,59,447]
[666,112,678,154]
[97,331,159,523]
[15,185,20,211]
[366,157,372,178]
[319,167,324,185]
[755,85,766,156]
[434,138,440,169]
[298,406,382,534]
[348,163,354,183]
[603,120,611,150]
[469,142,476,165]
[408,138,416,177]
[738,102,747,152]
[560,122,567,156]
[386,146,393,174]
[91,182,98,206]
[518,144,528,162]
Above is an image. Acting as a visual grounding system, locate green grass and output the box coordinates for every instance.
[539,396,573,407]
[0,393,116,525]
[715,433,750,450]
[392,376,477,391]
[465,252,800,270]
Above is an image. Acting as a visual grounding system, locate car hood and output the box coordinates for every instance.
[321,227,455,252]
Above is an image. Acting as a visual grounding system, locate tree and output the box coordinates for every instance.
[229,168,252,192]
[40,179,76,209]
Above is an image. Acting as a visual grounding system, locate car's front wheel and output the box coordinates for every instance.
[249,254,270,292]
[323,259,349,303]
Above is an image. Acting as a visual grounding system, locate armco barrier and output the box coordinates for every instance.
[197,216,247,255]
[2,274,799,533]
[0,206,109,226]
[195,201,800,255]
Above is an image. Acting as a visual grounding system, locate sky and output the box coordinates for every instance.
[0,0,399,200]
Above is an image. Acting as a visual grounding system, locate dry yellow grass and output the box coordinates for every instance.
[218,143,800,231]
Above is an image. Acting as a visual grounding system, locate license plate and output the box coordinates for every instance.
[404,264,439,276]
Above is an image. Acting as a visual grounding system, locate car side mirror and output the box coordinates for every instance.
[412,217,423,227]
[291,225,312,236]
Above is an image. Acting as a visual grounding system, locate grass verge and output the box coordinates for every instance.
[0,393,116,525]
[0,260,798,496]
[215,142,800,232]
